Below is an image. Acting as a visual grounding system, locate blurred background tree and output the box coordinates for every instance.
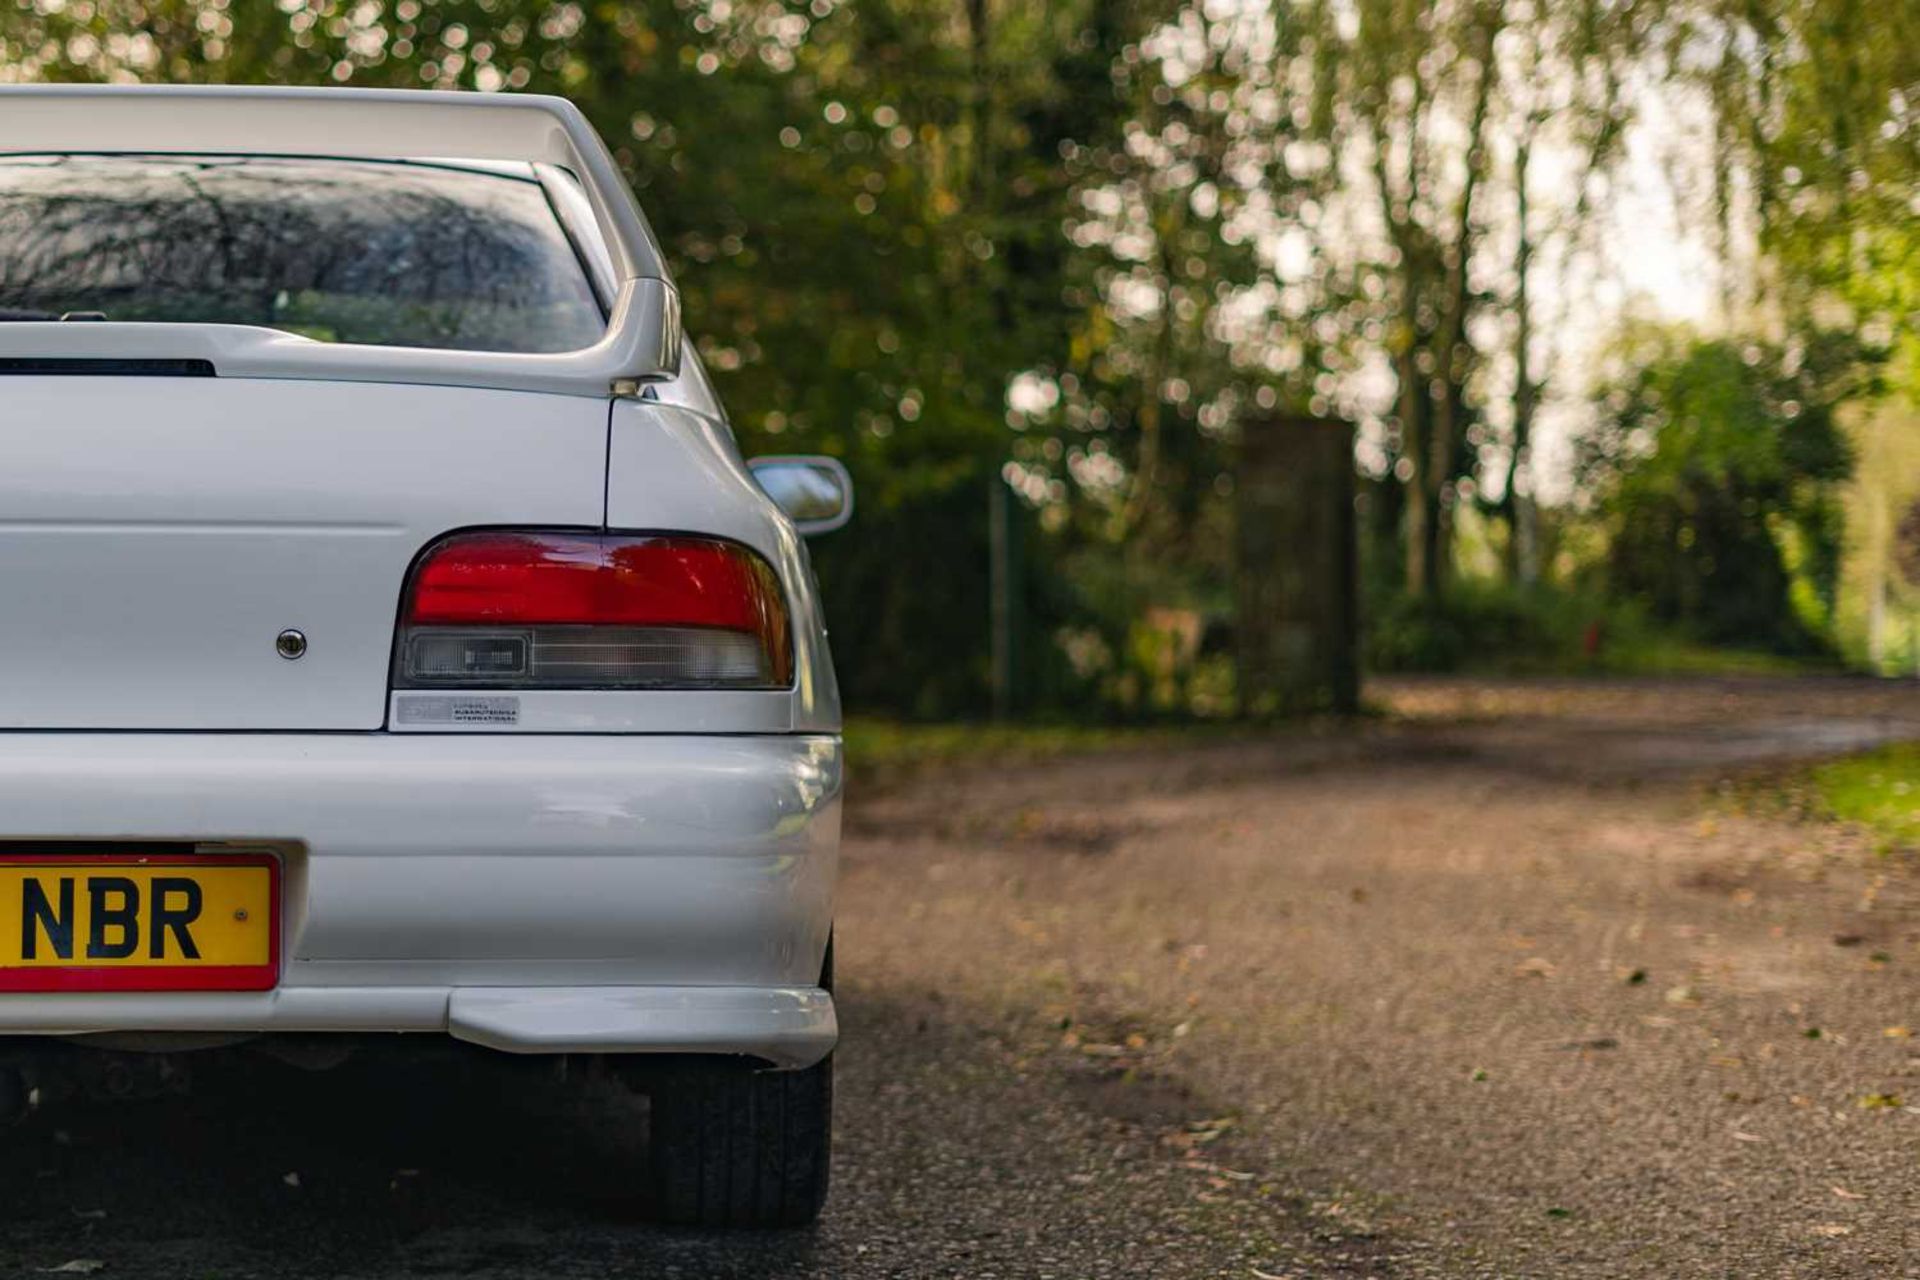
[1672,0,1920,671]
[2,0,1915,710]
[1577,327,1862,650]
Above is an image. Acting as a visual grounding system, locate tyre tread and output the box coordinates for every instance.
[647,1054,831,1229]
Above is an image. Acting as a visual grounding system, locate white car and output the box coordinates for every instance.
[0,85,846,1228]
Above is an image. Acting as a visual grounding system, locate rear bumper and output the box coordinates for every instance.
[0,733,842,1067]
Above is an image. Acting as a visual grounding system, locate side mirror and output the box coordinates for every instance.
[748,455,854,536]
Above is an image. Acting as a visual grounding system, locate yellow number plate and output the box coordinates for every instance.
[0,856,278,992]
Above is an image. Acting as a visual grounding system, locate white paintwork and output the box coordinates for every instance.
[0,87,844,1067]
[0,378,839,734]
[0,85,680,392]
[449,988,835,1064]
[0,732,840,1064]
[0,377,606,729]
[606,402,844,733]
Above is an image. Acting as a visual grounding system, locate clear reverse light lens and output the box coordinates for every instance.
[400,625,774,689]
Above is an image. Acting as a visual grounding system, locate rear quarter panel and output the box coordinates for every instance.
[604,399,842,733]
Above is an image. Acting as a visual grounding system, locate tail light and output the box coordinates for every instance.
[394,532,792,690]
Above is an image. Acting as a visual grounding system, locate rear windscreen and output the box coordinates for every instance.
[0,155,607,354]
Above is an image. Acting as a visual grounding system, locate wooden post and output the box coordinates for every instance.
[1235,414,1359,716]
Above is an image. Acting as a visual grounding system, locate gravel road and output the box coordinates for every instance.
[3,675,1919,1278]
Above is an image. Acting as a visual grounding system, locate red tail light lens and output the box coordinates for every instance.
[396,532,792,690]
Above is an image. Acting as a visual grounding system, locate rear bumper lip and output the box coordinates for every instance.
[0,985,836,1068]
[449,985,835,1066]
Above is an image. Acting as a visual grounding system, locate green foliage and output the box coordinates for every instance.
[843,714,1237,777]
[1364,577,1820,675]
[1805,746,1920,851]
[1675,3,1919,668]
[1366,580,1596,674]
[810,464,1104,719]
[1579,329,1866,652]
[1679,0,1920,383]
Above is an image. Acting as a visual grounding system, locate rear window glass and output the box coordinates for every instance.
[0,155,606,354]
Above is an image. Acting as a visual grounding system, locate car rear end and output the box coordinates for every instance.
[0,85,840,1227]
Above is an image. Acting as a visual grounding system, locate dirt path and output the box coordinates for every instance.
[2,675,1917,1278]
[840,675,1920,1277]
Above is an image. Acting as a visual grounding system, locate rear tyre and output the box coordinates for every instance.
[646,1054,832,1228]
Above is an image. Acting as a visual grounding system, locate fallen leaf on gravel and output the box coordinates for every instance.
[1857,1093,1902,1110]
[40,1263,103,1275]
[1885,1026,1911,1039]
[1179,1159,1256,1182]
[1163,1117,1236,1151]
[1831,1185,1865,1200]
[1186,1117,1236,1143]
[1854,891,1888,921]
[1811,1223,1852,1238]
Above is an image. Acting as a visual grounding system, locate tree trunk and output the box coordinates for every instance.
[1421,7,1499,600]
[1504,132,1540,585]
[1400,346,1440,597]
[964,0,993,202]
